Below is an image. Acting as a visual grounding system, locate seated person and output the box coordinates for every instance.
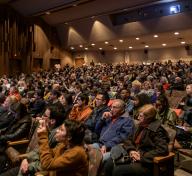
[92,99,134,161]
[29,89,45,117]
[37,119,88,176]
[104,104,169,176]
[131,93,151,118]
[117,88,134,113]
[155,94,177,128]
[178,84,192,111]
[0,102,31,173]
[69,93,92,122]
[84,91,110,143]
[0,105,65,176]
[0,95,18,129]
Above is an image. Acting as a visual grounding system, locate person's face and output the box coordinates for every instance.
[110,101,124,117]
[55,124,67,142]
[133,97,139,106]
[186,85,192,95]
[76,97,83,107]
[50,93,57,100]
[120,90,129,100]
[95,94,104,107]
[138,112,145,123]
[144,82,150,90]
[155,100,163,112]
[9,87,15,94]
[59,95,66,105]
[42,108,51,121]
[3,97,11,108]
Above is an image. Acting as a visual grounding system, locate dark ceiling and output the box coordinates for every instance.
[1,0,169,26]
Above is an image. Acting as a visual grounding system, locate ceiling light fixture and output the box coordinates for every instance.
[162,43,167,46]
[145,45,149,48]
[154,35,158,38]
[91,43,95,46]
[136,37,140,40]
[45,11,51,15]
[181,41,186,44]
[114,47,117,50]
[99,48,103,50]
[70,47,75,50]
[119,39,123,43]
[79,45,83,48]
[174,32,179,35]
[105,41,109,44]
[129,46,133,49]
[85,47,88,50]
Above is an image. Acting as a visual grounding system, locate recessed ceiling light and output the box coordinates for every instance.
[181,41,186,44]
[91,43,95,46]
[70,47,75,50]
[174,32,179,35]
[136,37,140,40]
[79,45,83,48]
[85,47,88,50]
[162,43,167,46]
[114,47,117,50]
[145,45,149,48]
[119,39,123,43]
[105,41,109,44]
[45,11,51,15]
[154,35,158,38]
[129,46,133,49]
[99,48,103,50]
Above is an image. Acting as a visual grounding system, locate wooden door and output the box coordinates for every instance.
[75,58,85,67]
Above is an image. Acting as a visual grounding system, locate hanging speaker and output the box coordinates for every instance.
[144,49,148,54]
[100,50,105,56]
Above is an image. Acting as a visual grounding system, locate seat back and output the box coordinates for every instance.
[153,126,176,176]
[87,146,103,176]
[162,125,176,152]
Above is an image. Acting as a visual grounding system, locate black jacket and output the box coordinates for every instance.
[0,115,32,142]
[123,119,169,164]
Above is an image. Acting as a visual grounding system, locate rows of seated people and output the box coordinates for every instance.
[0,60,191,176]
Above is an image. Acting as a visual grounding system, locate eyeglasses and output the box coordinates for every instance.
[95,98,103,101]
[111,106,121,109]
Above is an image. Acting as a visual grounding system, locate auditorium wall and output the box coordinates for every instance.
[73,46,192,65]
[32,25,73,71]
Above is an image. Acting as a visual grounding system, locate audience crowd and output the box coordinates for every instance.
[0,60,191,176]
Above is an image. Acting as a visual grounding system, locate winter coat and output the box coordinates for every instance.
[95,111,135,150]
[38,132,89,176]
[123,119,169,164]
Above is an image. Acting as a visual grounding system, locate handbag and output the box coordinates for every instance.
[110,145,132,165]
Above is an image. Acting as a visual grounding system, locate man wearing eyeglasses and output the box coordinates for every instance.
[84,91,110,143]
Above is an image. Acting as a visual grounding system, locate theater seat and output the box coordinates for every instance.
[152,126,176,176]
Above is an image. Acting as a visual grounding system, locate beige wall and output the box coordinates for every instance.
[58,12,192,47]
[73,46,192,64]
[33,25,73,70]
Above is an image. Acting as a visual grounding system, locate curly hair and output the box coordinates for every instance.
[64,119,86,145]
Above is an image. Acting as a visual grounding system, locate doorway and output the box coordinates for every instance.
[75,58,85,67]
